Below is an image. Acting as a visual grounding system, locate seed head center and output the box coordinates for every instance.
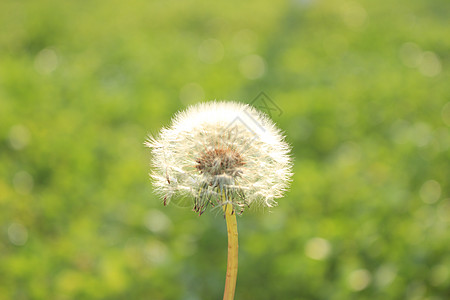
[195,147,245,177]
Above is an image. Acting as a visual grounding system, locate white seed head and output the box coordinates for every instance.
[145,101,293,215]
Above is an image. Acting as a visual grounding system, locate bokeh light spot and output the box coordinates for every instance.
[441,102,450,126]
[34,48,59,74]
[239,54,266,79]
[420,180,441,204]
[8,125,31,150]
[144,240,169,265]
[399,42,422,68]
[7,222,28,246]
[198,39,224,64]
[406,282,426,300]
[437,200,450,223]
[144,209,172,234]
[418,51,442,77]
[348,269,372,291]
[179,83,205,106]
[304,237,331,260]
[390,121,434,147]
[374,264,397,288]
[390,120,410,144]
[412,122,433,147]
[13,171,34,195]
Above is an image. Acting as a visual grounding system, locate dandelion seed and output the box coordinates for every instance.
[145,101,293,215]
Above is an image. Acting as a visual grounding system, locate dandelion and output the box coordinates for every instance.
[145,101,292,300]
[146,101,292,214]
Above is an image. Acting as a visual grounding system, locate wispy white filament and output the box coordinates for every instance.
[146,101,292,214]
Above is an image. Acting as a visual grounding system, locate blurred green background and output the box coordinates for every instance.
[1,0,449,299]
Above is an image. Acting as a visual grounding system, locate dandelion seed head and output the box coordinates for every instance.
[146,101,293,215]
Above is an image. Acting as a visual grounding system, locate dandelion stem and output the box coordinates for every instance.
[223,203,238,300]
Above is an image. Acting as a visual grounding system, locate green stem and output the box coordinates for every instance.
[223,203,238,300]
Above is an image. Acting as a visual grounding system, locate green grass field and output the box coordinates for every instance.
[1,0,449,299]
